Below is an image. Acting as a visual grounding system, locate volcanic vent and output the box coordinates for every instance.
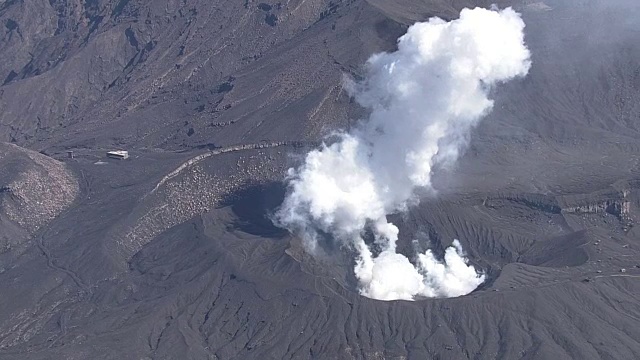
[275,7,532,301]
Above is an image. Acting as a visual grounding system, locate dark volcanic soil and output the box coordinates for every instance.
[1,0,640,359]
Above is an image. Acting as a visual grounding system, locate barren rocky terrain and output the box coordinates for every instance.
[1,0,640,359]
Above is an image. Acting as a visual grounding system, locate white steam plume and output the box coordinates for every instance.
[276,7,531,301]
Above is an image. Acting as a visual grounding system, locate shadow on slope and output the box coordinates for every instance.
[220,181,289,238]
[219,181,361,291]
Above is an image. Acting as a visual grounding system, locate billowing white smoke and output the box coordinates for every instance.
[276,7,531,301]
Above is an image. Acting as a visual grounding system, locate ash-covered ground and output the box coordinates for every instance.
[1,0,640,359]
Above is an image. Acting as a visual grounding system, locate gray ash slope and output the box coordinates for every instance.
[1,0,640,359]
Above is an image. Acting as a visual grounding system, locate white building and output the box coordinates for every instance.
[106,150,129,160]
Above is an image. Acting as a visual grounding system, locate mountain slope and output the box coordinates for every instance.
[1,0,640,359]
